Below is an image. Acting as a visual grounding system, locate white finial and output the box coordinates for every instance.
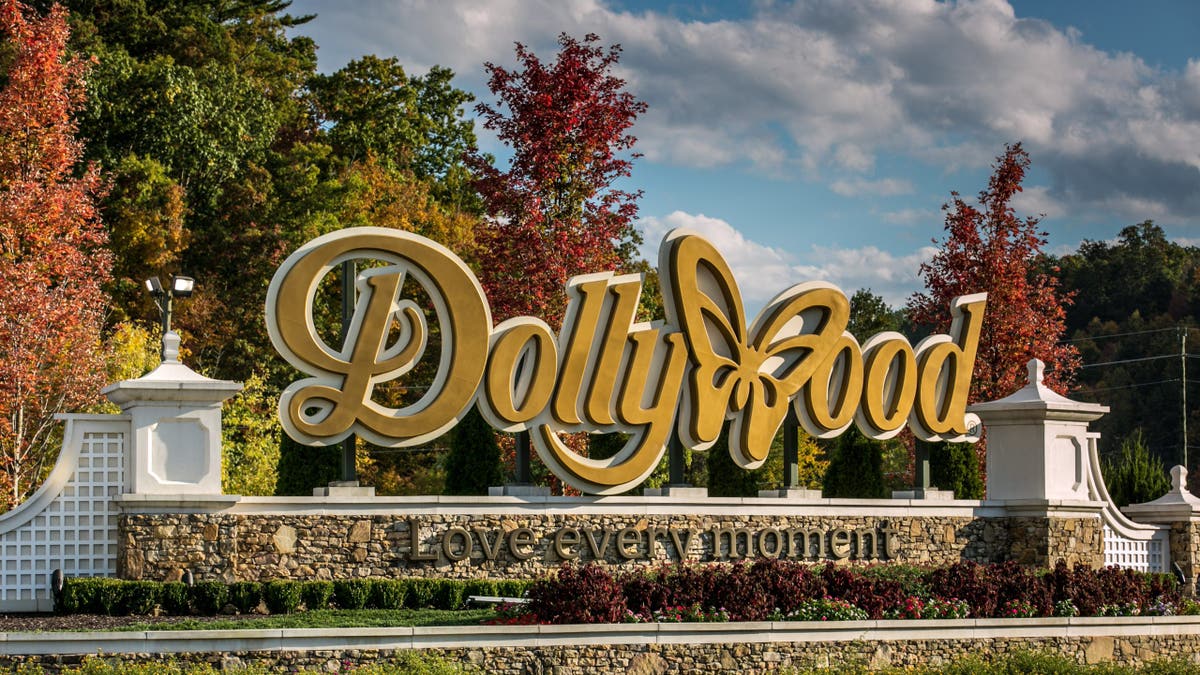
[162,331,182,363]
[1027,359,1045,386]
[1171,465,1187,493]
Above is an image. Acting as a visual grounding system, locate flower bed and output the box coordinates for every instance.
[519,559,1193,624]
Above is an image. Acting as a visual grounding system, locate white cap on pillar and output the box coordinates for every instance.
[969,359,1108,502]
[101,331,243,495]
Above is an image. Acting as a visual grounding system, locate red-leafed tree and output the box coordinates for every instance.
[468,32,647,326]
[0,0,111,508]
[907,143,1080,404]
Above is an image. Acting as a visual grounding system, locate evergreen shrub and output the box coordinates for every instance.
[300,580,333,611]
[263,580,301,614]
[228,581,263,614]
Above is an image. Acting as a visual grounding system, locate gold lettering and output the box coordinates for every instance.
[617,528,641,560]
[267,227,989,496]
[553,527,581,560]
[552,276,610,426]
[912,294,987,441]
[268,228,490,448]
[509,527,536,560]
[857,333,918,438]
[481,319,558,428]
[442,527,472,562]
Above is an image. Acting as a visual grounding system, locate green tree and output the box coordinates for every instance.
[704,423,804,497]
[928,441,983,499]
[275,435,339,496]
[443,407,504,495]
[1050,222,1200,475]
[848,288,904,338]
[1102,429,1171,507]
[822,427,887,499]
[221,373,280,496]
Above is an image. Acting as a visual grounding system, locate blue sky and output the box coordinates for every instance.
[287,0,1200,311]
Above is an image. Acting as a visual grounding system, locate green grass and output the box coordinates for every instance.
[787,650,1200,674]
[110,608,493,632]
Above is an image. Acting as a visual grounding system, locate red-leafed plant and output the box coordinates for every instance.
[907,144,1079,402]
[0,0,111,509]
[467,32,646,328]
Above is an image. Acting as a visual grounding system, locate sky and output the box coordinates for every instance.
[286,0,1200,312]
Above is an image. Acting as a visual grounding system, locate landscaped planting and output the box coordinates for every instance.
[522,559,1192,624]
[54,577,533,616]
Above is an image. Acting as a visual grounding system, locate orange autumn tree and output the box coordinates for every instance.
[907,144,1079,483]
[0,0,111,508]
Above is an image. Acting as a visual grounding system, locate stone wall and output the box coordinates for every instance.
[1170,521,1200,591]
[1007,516,1104,569]
[120,509,1024,582]
[5,633,1200,674]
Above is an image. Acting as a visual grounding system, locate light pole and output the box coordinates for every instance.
[145,275,195,357]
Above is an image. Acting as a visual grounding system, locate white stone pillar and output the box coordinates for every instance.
[970,360,1108,502]
[102,332,242,495]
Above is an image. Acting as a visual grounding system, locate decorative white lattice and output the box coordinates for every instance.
[1103,525,1166,573]
[0,419,126,611]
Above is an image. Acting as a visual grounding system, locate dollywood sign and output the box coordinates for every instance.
[266,227,986,495]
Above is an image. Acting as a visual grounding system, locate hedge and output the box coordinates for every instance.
[55,576,534,616]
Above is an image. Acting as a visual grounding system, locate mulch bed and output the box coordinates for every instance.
[0,613,259,632]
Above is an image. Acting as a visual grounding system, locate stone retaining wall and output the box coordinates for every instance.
[3,620,1200,673]
[119,510,1020,582]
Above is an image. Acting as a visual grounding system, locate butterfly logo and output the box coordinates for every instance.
[660,230,852,469]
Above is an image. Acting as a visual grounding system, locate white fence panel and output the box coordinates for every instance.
[0,416,128,611]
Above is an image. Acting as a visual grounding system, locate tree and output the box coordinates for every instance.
[1049,223,1200,473]
[468,32,647,325]
[0,0,110,508]
[908,144,1079,404]
[929,441,984,499]
[822,427,887,498]
[1102,429,1170,507]
[221,374,281,496]
[443,407,505,495]
[848,288,904,338]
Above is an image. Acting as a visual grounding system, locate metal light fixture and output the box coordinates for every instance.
[145,274,195,355]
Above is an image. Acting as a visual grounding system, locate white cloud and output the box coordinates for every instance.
[291,0,1200,223]
[830,177,914,197]
[1011,185,1067,219]
[638,211,931,310]
[880,208,939,226]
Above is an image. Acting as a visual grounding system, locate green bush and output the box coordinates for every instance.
[1104,429,1171,507]
[495,579,531,599]
[159,582,190,615]
[929,441,984,499]
[333,579,372,610]
[407,578,437,608]
[300,580,333,611]
[58,577,121,614]
[228,581,263,614]
[263,580,302,614]
[433,579,465,610]
[463,579,497,598]
[120,581,160,615]
[822,426,886,498]
[190,581,229,615]
[372,579,409,610]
